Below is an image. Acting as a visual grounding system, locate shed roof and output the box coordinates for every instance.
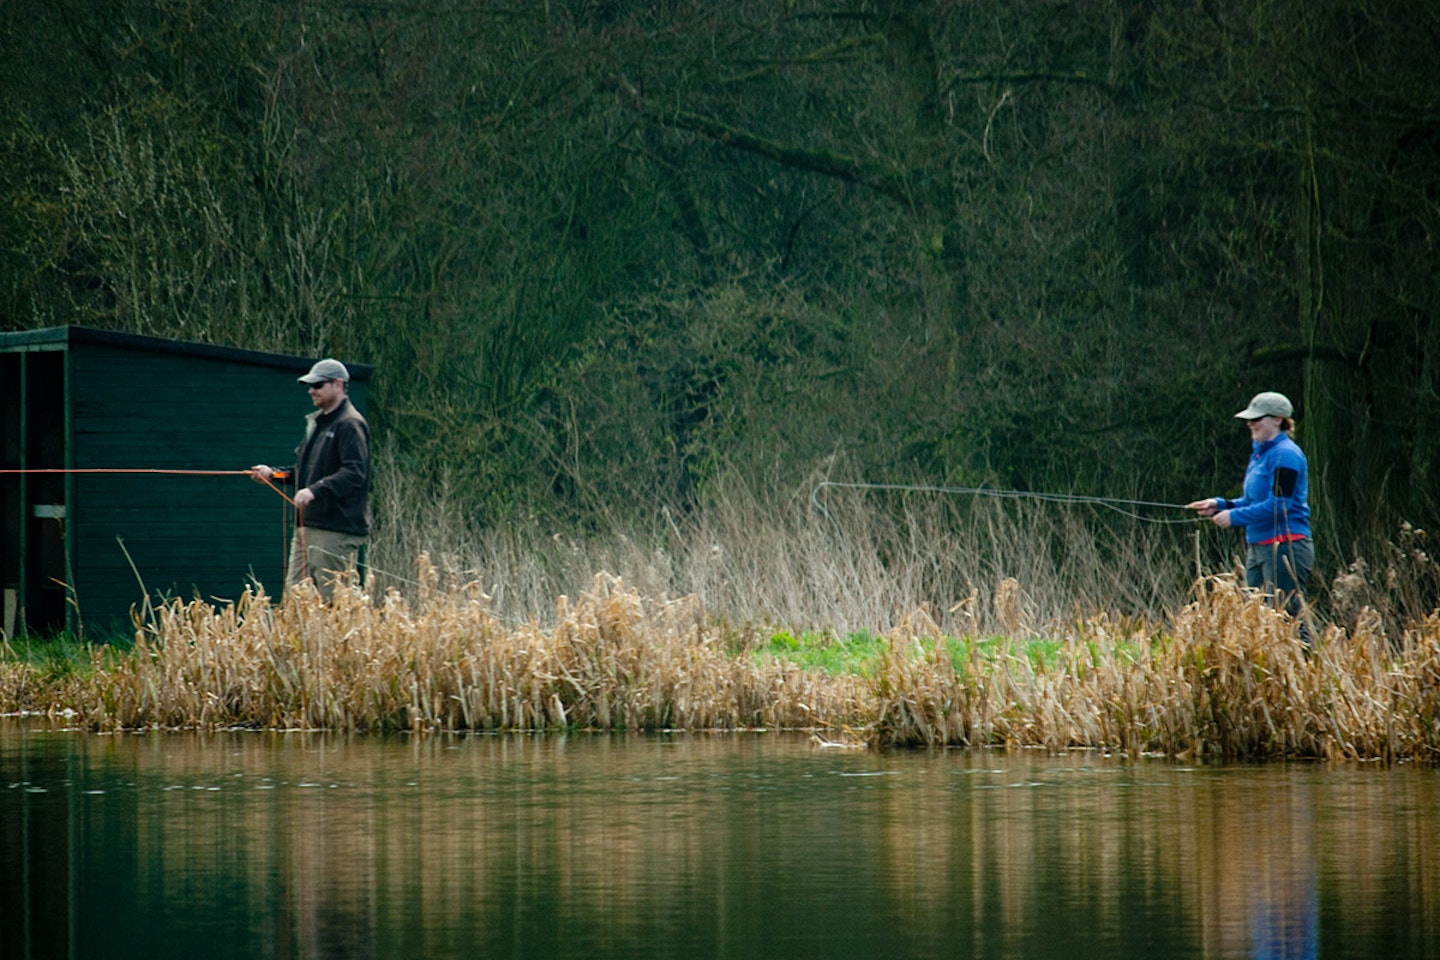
[0,325,374,379]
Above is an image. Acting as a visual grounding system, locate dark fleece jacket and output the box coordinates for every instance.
[288,397,371,536]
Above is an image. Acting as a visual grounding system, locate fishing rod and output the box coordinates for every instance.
[810,480,1202,526]
[2,465,431,596]
[3,465,305,584]
[0,467,288,479]
[1,466,298,513]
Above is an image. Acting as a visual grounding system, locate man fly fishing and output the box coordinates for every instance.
[251,358,372,601]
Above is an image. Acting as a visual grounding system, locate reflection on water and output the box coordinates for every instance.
[1,723,1437,960]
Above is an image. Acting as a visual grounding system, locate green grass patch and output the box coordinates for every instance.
[3,633,91,683]
[940,635,1064,669]
[759,629,887,675]
[759,630,1153,678]
[1,632,128,684]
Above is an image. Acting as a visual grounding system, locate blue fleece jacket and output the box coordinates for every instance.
[1215,434,1311,544]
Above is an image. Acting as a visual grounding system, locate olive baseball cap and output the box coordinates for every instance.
[1234,391,1293,419]
[299,358,350,383]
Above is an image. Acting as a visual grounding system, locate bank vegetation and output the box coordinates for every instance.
[6,2,1439,760]
[4,497,1438,761]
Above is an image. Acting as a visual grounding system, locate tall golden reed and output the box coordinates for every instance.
[868,575,1440,759]
[69,560,866,735]
[5,563,1439,761]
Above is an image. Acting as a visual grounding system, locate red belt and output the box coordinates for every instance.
[1259,533,1307,545]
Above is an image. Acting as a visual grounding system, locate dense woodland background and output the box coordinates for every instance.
[3,0,1437,590]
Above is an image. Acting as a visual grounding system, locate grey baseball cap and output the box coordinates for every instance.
[1234,391,1293,419]
[299,358,350,383]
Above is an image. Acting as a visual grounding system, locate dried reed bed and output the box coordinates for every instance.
[7,559,1440,760]
[868,575,1440,760]
[0,659,54,715]
[69,561,866,734]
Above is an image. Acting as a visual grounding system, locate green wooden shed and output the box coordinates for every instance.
[0,326,371,638]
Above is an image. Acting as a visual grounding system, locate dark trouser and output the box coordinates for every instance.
[1245,537,1314,641]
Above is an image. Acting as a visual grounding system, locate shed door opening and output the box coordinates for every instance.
[1,350,68,636]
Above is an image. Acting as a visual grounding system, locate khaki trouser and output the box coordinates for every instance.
[286,527,366,601]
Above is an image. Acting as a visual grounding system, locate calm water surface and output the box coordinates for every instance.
[2,722,1437,960]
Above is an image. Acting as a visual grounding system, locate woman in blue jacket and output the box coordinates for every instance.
[1187,391,1314,637]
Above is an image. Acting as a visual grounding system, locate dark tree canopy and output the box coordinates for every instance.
[2,0,1436,560]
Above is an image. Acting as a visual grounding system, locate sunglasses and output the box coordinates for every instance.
[305,379,332,388]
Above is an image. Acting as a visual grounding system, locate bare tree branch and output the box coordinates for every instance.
[943,70,1115,97]
[624,92,914,206]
